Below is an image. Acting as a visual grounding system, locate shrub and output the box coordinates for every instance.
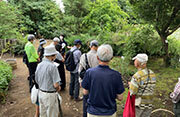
[66,33,97,53]
[0,60,13,102]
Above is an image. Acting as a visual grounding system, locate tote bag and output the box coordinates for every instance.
[123,91,135,117]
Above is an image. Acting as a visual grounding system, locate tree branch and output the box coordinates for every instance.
[167,24,180,36]
[162,7,180,33]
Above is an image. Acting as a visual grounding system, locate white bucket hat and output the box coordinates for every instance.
[132,53,148,63]
[44,45,58,56]
[53,37,60,42]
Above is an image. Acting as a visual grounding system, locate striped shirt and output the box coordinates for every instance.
[129,68,156,109]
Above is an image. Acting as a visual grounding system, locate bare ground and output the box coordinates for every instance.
[0,56,83,117]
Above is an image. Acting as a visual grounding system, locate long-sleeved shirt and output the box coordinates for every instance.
[129,68,156,109]
[24,41,39,63]
[70,46,81,73]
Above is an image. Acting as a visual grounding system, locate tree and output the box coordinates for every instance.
[0,1,19,39]
[82,0,128,35]
[9,0,63,39]
[61,0,90,35]
[130,0,180,66]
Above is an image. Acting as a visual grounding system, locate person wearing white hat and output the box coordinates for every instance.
[38,38,47,62]
[35,45,61,117]
[129,53,156,117]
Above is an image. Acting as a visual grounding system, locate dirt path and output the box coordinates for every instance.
[0,57,83,117]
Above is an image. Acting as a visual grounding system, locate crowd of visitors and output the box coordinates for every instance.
[23,34,179,117]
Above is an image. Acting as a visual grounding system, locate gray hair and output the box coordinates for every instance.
[97,44,113,62]
[27,34,35,41]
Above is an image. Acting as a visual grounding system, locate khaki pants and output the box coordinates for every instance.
[39,90,59,117]
[87,112,116,117]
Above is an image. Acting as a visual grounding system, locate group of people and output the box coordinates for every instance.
[24,34,158,117]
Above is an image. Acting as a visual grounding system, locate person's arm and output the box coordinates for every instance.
[30,45,39,60]
[51,66,61,91]
[116,73,125,100]
[129,75,139,96]
[54,82,61,92]
[74,50,82,65]
[81,70,90,95]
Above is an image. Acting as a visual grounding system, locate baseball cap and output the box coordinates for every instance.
[90,40,99,47]
[132,53,148,63]
[74,39,82,45]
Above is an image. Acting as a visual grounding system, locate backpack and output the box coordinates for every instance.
[65,49,78,71]
[79,54,90,79]
[23,51,29,65]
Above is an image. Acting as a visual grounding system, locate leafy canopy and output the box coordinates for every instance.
[0,1,19,39]
[82,0,129,35]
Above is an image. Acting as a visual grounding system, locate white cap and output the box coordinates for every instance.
[97,44,113,62]
[53,37,60,42]
[44,45,58,56]
[132,53,148,63]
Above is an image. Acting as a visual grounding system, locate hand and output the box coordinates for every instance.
[57,86,61,92]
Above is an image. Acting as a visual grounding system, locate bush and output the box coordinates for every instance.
[0,60,13,102]
[66,33,97,53]
[13,33,28,55]
[168,38,180,68]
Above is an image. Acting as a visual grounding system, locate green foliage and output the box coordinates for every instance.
[10,0,63,39]
[82,0,129,35]
[66,34,97,53]
[61,0,90,35]
[168,38,180,68]
[130,0,180,66]
[0,60,13,102]
[13,34,28,55]
[0,1,19,39]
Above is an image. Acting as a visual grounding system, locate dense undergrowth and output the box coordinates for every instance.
[0,60,13,103]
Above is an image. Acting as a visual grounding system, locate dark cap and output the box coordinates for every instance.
[74,39,82,45]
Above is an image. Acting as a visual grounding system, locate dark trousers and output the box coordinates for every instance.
[58,62,66,90]
[174,101,180,117]
[83,94,89,117]
[69,72,79,99]
[28,62,38,92]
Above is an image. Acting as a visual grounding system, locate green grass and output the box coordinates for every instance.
[110,57,180,115]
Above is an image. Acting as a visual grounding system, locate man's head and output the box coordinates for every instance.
[44,45,58,61]
[27,34,35,42]
[59,34,65,41]
[53,37,60,46]
[90,40,99,51]
[132,53,148,69]
[39,38,47,46]
[74,39,82,49]
[97,44,113,64]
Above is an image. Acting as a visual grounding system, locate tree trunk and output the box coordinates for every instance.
[160,35,170,67]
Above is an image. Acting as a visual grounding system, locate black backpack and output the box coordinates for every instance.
[65,49,78,71]
[23,51,29,65]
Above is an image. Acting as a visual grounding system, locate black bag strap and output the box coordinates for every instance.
[140,69,150,96]
[85,54,90,69]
